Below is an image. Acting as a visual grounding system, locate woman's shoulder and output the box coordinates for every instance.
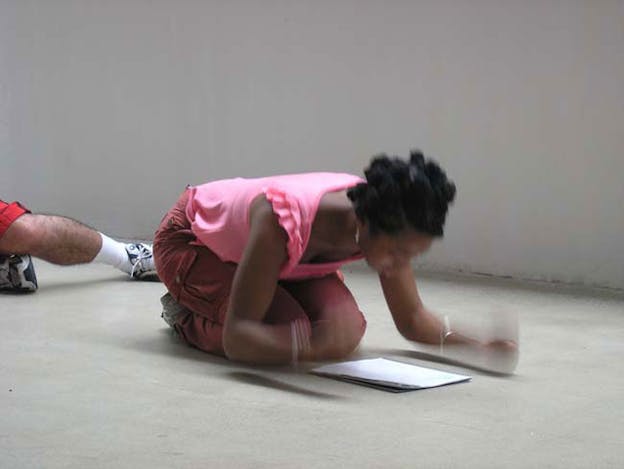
[270,172,364,188]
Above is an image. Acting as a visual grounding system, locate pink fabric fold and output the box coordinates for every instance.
[264,187,305,276]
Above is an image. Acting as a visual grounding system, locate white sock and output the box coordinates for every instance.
[94,233,130,272]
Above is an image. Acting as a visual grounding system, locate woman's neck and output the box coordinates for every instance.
[302,190,360,264]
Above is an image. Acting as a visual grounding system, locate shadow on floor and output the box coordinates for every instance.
[225,371,345,400]
[0,277,120,295]
[123,329,346,399]
[128,330,523,393]
[363,346,521,378]
[32,275,150,293]
[124,328,228,363]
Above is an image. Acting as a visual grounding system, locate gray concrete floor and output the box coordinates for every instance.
[1,261,623,469]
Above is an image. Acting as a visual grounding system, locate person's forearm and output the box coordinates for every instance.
[223,319,295,365]
[405,307,480,347]
[406,307,519,374]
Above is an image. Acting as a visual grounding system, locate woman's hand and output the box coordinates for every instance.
[438,336,518,374]
[481,339,519,374]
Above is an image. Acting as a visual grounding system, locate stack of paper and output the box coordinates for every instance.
[311,358,471,392]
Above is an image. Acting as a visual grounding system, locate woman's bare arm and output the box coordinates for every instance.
[379,266,466,344]
[380,266,518,372]
[221,196,297,364]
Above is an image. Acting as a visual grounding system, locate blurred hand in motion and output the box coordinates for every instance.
[482,339,519,374]
[441,308,520,374]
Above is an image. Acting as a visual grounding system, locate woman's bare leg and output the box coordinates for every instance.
[282,273,367,360]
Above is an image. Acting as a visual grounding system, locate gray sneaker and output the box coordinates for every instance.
[0,254,38,292]
[125,243,158,279]
[160,292,188,327]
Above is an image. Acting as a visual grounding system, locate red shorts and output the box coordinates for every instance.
[153,189,366,356]
[0,200,30,239]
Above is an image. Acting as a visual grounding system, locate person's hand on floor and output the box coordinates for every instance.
[481,339,519,374]
[441,309,519,374]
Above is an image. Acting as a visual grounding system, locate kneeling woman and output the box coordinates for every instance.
[154,150,517,368]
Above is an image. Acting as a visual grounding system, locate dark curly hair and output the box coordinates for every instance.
[347,150,456,237]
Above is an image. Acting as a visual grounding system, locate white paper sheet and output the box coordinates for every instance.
[311,358,471,392]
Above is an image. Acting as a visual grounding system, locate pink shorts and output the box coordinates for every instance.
[153,189,366,356]
[0,200,30,240]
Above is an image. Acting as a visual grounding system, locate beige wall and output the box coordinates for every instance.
[1,1,623,288]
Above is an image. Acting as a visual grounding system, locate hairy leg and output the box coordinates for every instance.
[0,213,101,265]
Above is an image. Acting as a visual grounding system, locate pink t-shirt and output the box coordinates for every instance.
[185,172,365,280]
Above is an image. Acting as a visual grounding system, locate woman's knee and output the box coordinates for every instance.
[341,308,367,351]
[319,307,367,360]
